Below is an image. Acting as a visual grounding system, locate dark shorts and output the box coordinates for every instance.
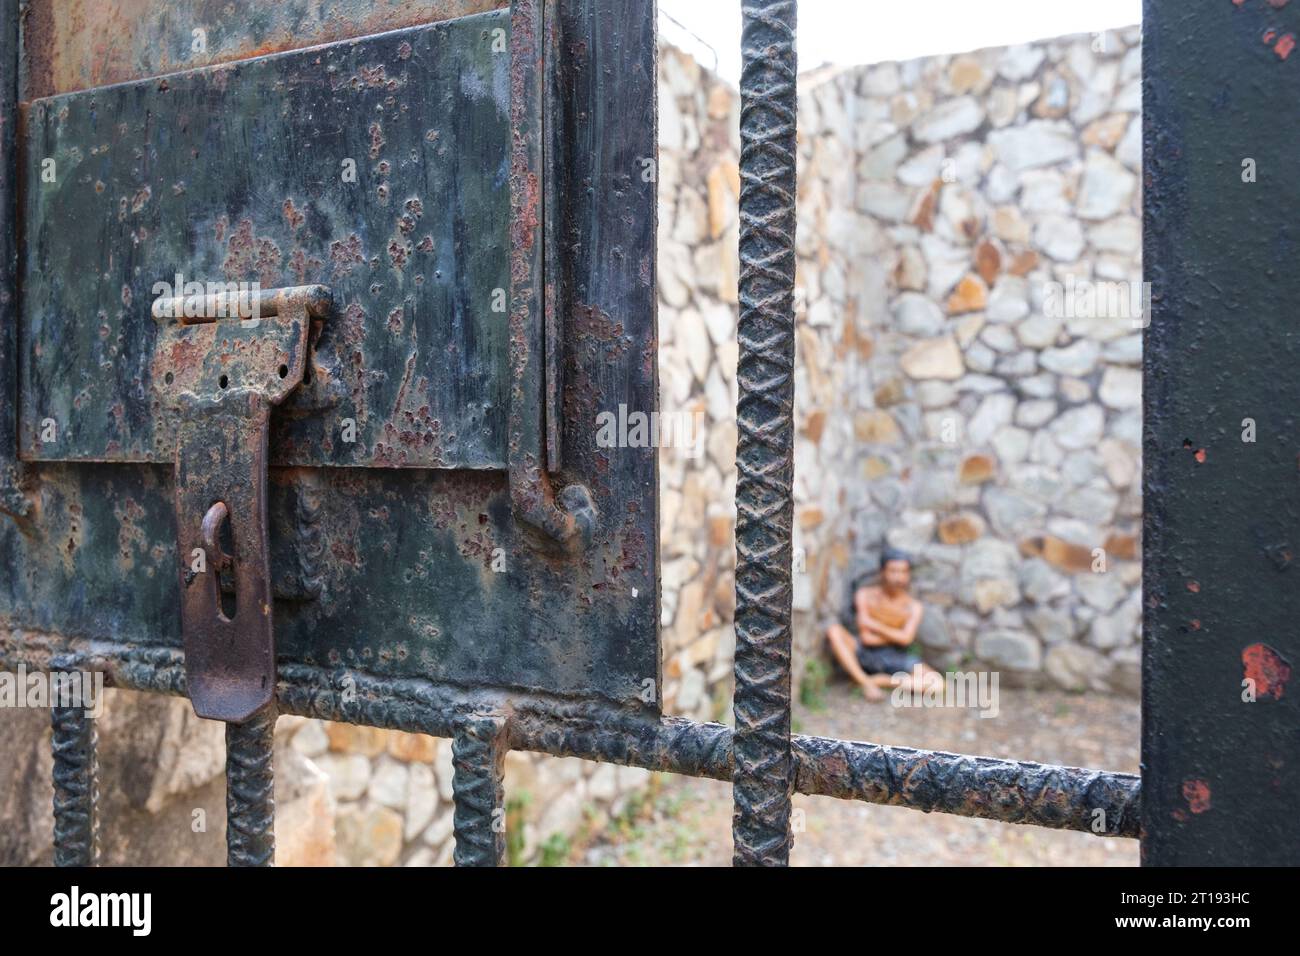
[855,645,919,676]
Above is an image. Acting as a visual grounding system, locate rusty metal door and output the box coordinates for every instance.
[2,0,660,865]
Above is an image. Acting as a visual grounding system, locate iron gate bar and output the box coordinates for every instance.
[225,707,277,867]
[451,716,508,867]
[50,659,97,867]
[1141,0,1300,865]
[733,0,799,868]
[0,0,25,522]
[10,637,1141,842]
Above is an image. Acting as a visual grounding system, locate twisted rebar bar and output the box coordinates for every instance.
[226,706,276,866]
[733,0,798,867]
[451,716,507,866]
[51,700,98,867]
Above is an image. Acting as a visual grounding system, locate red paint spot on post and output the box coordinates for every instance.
[1182,779,1212,815]
[1194,448,1207,463]
[1243,643,1292,699]
[1187,580,1200,593]
[1277,33,1297,58]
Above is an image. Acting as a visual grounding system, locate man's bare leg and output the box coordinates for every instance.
[887,664,944,693]
[826,624,884,701]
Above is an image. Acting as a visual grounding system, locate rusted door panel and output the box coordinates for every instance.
[3,0,659,710]
[22,13,512,469]
[21,0,506,99]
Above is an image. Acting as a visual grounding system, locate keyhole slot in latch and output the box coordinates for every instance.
[202,501,238,621]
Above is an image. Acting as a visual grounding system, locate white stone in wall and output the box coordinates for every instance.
[1072,62,1119,127]
[1112,409,1141,447]
[1077,570,1129,614]
[898,144,946,186]
[1089,215,1141,254]
[404,763,437,841]
[1050,404,1106,450]
[979,324,1018,353]
[1077,150,1137,220]
[1099,366,1142,409]
[998,44,1047,81]
[862,133,909,180]
[1016,313,1063,350]
[989,120,1078,172]
[1059,376,1093,403]
[992,426,1032,465]
[1098,439,1139,488]
[921,235,971,297]
[369,757,409,810]
[315,753,371,802]
[900,335,965,380]
[913,95,985,143]
[983,486,1048,538]
[968,392,1017,445]
[1040,339,1100,377]
[1032,214,1086,261]
[1060,484,1120,525]
[1044,644,1110,691]
[1114,78,1141,113]
[893,292,946,336]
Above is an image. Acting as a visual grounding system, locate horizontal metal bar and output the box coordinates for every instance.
[150,283,333,323]
[1,632,1140,838]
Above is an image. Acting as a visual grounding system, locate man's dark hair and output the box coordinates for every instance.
[879,546,912,569]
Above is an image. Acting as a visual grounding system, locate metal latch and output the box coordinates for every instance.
[152,285,331,722]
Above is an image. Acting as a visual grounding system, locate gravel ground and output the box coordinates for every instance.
[579,681,1140,866]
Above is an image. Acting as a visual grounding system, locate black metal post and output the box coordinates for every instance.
[1142,0,1300,864]
[0,0,27,521]
[451,716,507,867]
[733,0,798,867]
[225,706,276,867]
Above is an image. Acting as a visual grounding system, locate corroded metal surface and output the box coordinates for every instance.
[507,0,595,546]
[50,664,98,867]
[2,634,1143,839]
[732,0,798,867]
[3,0,660,709]
[22,17,511,470]
[225,706,276,867]
[21,0,507,99]
[1142,0,1300,865]
[0,0,25,520]
[792,736,1140,837]
[451,716,507,866]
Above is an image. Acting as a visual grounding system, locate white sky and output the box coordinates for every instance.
[658,0,1142,83]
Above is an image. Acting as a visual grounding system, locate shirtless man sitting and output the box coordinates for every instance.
[825,548,943,702]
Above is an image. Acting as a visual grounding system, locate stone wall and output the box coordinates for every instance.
[812,28,1145,694]
[656,45,859,718]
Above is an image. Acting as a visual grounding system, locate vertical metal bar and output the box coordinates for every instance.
[1142,0,1300,865]
[542,0,562,473]
[51,665,98,867]
[225,706,276,867]
[0,0,28,521]
[733,0,798,867]
[451,716,507,867]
